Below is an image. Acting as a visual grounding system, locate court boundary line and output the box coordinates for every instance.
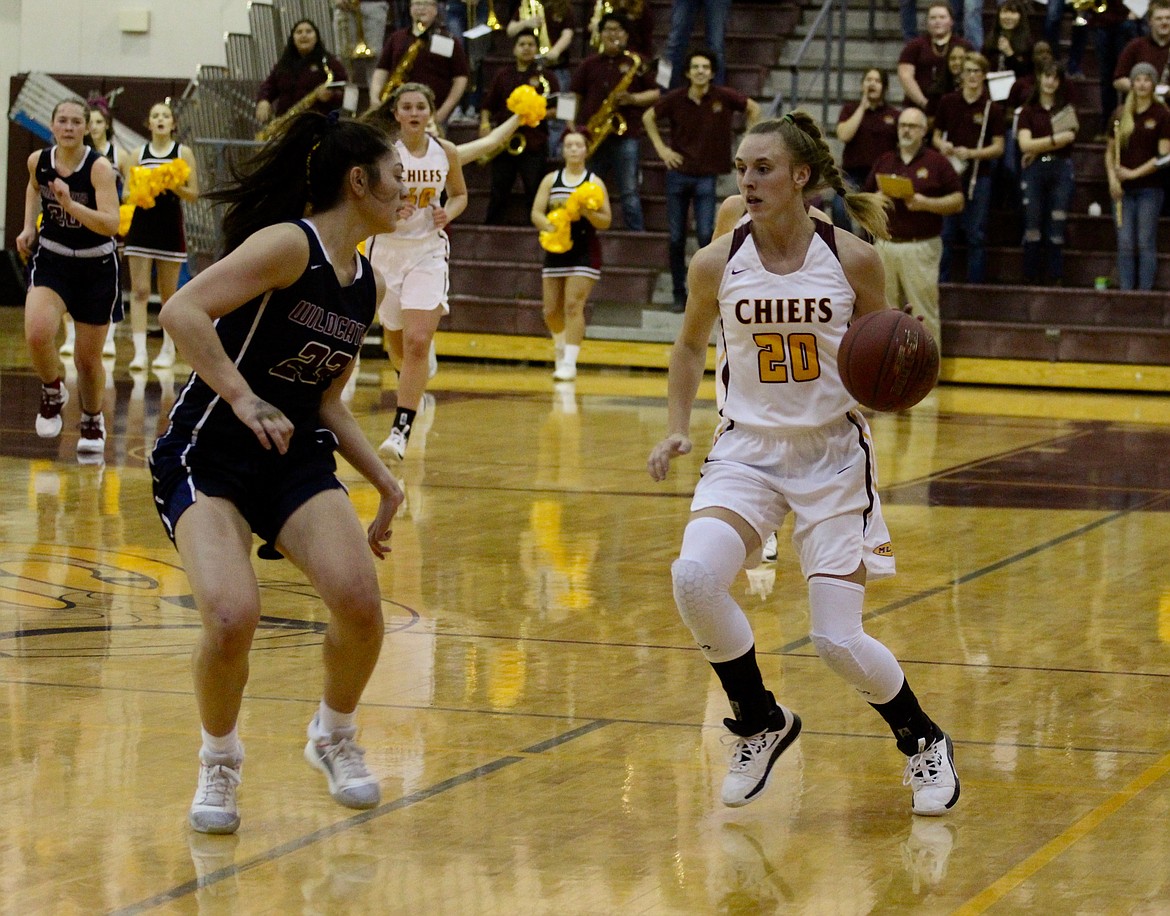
[952,749,1170,914]
[109,718,614,914]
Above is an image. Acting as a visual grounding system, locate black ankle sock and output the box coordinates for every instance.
[870,678,943,755]
[393,406,417,439]
[711,647,780,734]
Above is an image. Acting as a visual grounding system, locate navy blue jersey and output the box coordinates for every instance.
[158,219,376,460]
[35,146,110,250]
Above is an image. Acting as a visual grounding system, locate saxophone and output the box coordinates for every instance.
[519,0,552,56]
[381,27,426,102]
[584,51,640,157]
[258,60,334,141]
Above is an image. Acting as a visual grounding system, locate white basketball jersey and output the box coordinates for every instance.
[715,219,857,431]
[393,135,449,240]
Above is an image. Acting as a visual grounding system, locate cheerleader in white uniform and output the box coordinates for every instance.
[364,82,467,460]
[123,101,199,370]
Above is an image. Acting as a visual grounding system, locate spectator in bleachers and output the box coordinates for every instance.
[1007,40,1055,109]
[588,0,656,57]
[507,0,577,154]
[865,107,965,343]
[1105,62,1170,289]
[446,0,492,124]
[643,48,758,311]
[1016,62,1079,284]
[898,3,973,112]
[926,44,968,126]
[1082,0,1143,138]
[662,0,731,88]
[932,52,1006,283]
[369,0,470,130]
[834,68,900,231]
[571,12,659,231]
[480,30,560,224]
[333,1,391,88]
[1113,0,1170,98]
[983,0,1034,77]
[256,19,349,128]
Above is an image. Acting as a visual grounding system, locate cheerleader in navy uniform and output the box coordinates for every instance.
[151,112,405,834]
[16,97,121,458]
[530,129,612,381]
[123,101,198,370]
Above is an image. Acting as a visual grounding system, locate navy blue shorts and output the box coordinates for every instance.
[28,246,123,325]
[150,427,346,558]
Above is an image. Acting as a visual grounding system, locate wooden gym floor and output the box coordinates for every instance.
[2,310,1170,914]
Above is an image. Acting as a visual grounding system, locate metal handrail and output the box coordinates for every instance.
[768,0,885,127]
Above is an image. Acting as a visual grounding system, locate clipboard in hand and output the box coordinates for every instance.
[877,173,915,200]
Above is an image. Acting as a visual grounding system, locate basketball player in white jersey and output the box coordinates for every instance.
[647,113,959,816]
[364,82,468,460]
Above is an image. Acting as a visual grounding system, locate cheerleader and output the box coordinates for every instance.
[530,129,612,381]
[16,97,120,457]
[123,101,199,370]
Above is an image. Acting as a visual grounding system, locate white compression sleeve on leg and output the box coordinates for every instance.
[671,517,754,663]
[807,576,905,704]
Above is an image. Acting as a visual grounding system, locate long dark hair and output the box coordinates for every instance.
[276,19,329,72]
[210,113,393,254]
[1025,61,1069,111]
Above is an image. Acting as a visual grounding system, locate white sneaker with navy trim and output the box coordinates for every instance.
[189,753,243,834]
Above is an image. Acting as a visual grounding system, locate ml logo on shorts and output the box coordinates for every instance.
[872,542,894,557]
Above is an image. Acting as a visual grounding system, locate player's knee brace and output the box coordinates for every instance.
[671,517,753,663]
[671,558,753,663]
[808,576,903,702]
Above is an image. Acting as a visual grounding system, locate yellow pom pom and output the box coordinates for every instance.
[572,181,604,211]
[507,84,548,128]
[118,204,135,236]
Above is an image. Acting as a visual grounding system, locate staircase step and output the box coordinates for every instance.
[943,246,1170,287]
[944,319,1170,365]
[448,224,668,266]
[941,283,1170,328]
[449,258,658,304]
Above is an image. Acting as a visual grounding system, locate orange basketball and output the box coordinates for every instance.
[837,310,939,412]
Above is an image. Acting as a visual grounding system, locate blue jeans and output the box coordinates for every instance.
[940,174,992,283]
[588,135,644,231]
[447,1,488,109]
[899,0,917,40]
[1091,21,1139,132]
[664,0,731,87]
[665,171,716,301]
[1117,186,1165,290]
[1021,156,1074,283]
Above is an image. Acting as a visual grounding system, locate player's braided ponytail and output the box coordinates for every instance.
[748,113,891,241]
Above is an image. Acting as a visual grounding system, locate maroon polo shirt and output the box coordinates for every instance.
[865,145,963,241]
[932,89,1006,181]
[483,64,560,152]
[1114,36,1170,83]
[1016,103,1075,159]
[899,35,973,108]
[650,85,748,175]
[570,51,657,139]
[376,27,471,104]
[1107,102,1170,189]
[1007,74,1035,110]
[837,102,900,173]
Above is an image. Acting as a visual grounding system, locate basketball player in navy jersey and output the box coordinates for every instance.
[150,113,405,834]
[647,114,959,816]
[17,97,121,458]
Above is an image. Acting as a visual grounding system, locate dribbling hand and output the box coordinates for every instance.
[235,396,294,453]
[647,433,692,481]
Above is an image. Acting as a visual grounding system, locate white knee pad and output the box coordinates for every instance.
[671,517,753,663]
[808,576,904,703]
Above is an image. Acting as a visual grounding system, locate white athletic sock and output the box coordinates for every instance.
[562,344,580,369]
[315,700,356,737]
[201,726,243,763]
[132,331,147,358]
